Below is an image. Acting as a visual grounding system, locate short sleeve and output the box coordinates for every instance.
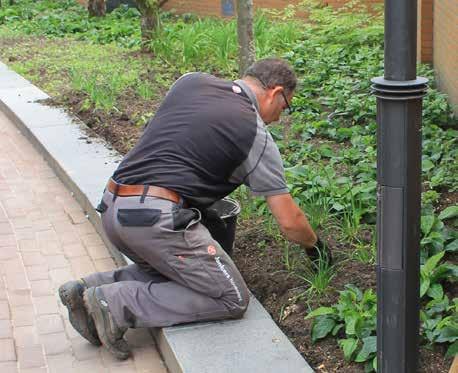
[244,130,289,196]
[228,120,289,197]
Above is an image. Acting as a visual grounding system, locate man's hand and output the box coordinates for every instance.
[266,193,317,248]
[305,236,333,266]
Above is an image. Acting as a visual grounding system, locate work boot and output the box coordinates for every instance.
[83,287,130,360]
[59,280,101,346]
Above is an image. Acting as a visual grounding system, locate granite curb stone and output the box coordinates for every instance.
[0,61,314,373]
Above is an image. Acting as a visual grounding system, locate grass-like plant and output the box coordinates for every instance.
[294,248,335,297]
[70,65,137,111]
[350,235,376,265]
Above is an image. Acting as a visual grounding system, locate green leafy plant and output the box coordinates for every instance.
[306,284,377,371]
[421,295,458,358]
[421,207,458,260]
[420,251,458,300]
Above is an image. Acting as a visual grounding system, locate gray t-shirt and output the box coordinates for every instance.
[113,73,288,208]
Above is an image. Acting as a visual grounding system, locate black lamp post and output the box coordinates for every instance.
[371,0,428,371]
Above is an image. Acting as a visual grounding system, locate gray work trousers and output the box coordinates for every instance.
[82,191,250,329]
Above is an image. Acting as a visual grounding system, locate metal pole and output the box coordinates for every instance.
[371,0,428,371]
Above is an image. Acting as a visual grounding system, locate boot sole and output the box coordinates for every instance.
[59,283,101,346]
[83,288,130,360]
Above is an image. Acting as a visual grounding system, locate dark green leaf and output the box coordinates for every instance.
[362,289,377,306]
[436,326,458,343]
[338,338,359,361]
[305,307,336,320]
[332,324,343,336]
[345,284,363,301]
[332,202,345,211]
[364,360,375,373]
[355,336,377,362]
[318,145,334,158]
[422,251,445,274]
[432,263,458,282]
[445,340,458,358]
[438,206,458,220]
[445,239,458,252]
[421,215,435,236]
[422,159,434,172]
[311,317,336,343]
[420,276,430,298]
[426,283,443,300]
[425,295,450,315]
[344,312,359,336]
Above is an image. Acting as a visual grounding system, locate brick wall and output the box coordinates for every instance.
[417,0,433,63]
[434,0,458,115]
[162,1,441,64]
[161,0,383,17]
[162,0,303,17]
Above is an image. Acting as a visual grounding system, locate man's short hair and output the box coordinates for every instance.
[243,58,297,95]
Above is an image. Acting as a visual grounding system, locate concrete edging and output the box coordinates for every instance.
[0,61,314,373]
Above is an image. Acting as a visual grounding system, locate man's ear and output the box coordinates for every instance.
[266,86,283,103]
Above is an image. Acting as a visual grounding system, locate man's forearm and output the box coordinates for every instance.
[279,216,317,248]
[267,193,317,249]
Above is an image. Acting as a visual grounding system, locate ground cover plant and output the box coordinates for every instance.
[0,0,457,371]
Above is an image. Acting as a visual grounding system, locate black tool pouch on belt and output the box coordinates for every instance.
[117,209,161,227]
[96,200,108,214]
[172,209,199,231]
[200,207,228,247]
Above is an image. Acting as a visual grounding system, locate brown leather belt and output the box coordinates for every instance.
[107,179,182,204]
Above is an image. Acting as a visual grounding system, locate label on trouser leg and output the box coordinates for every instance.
[214,256,243,303]
[182,221,248,302]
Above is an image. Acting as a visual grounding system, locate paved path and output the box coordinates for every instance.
[0,110,168,373]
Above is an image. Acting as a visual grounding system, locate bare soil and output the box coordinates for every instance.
[232,220,453,372]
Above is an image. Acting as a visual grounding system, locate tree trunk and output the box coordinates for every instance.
[140,8,159,44]
[136,0,168,49]
[236,0,255,77]
[88,0,106,17]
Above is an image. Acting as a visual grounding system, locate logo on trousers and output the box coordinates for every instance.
[207,245,217,255]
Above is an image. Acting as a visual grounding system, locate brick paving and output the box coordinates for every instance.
[0,111,168,373]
